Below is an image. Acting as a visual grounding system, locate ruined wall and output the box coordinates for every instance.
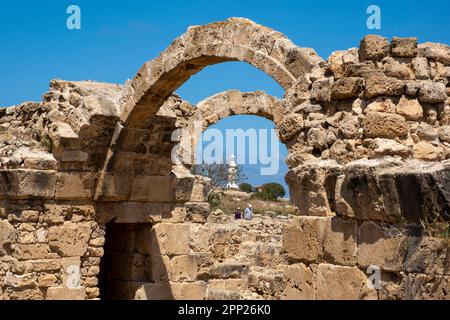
[1,18,450,300]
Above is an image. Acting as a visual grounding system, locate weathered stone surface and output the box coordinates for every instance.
[391,37,418,57]
[396,96,423,120]
[185,202,210,223]
[357,221,407,271]
[330,77,364,100]
[368,138,412,158]
[365,97,396,113]
[404,274,450,300]
[362,112,408,138]
[0,220,17,255]
[404,237,450,275]
[151,223,191,255]
[418,42,450,65]
[169,255,198,281]
[365,75,404,98]
[281,263,316,300]
[310,79,331,102]
[323,218,357,266]
[327,49,358,78]
[411,58,430,80]
[383,58,414,80]
[283,216,357,266]
[307,128,328,150]
[334,162,403,223]
[277,114,304,142]
[413,141,444,161]
[129,176,175,202]
[438,126,450,143]
[136,281,207,300]
[46,287,85,300]
[316,264,377,300]
[48,223,91,257]
[359,35,390,61]
[418,82,447,103]
[55,172,95,199]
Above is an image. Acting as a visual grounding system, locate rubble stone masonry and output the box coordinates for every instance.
[1,18,450,300]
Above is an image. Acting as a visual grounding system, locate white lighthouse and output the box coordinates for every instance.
[226,155,239,189]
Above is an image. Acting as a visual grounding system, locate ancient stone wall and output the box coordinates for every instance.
[1,18,450,300]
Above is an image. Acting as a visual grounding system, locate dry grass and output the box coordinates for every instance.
[209,191,298,217]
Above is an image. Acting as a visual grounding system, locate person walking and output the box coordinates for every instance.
[243,204,253,220]
[234,207,242,219]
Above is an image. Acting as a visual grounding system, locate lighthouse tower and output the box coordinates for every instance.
[226,155,239,189]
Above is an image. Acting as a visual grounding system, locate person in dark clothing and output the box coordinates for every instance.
[234,207,242,219]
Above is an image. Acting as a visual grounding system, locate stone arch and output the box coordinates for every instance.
[175,90,285,167]
[119,17,321,129]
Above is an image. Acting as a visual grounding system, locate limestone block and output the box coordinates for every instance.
[413,141,444,161]
[357,221,407,271]
[316,264,377,300]
[209,262,251,279]
[48,222,92,257]
[277,114,304,142]
[359,35,390,61]
[46,287,86,300]
[13,244,50,260]
[345,61,381,78]
[330,77,364,100]
[3,288,45,300]
[61,151,88,163]
[55,172,96,199]
[365,97,396,113]
[327,49,358,78]
[404,273,450,300]
[396,96,423,120]
[391,37,418,57]
[362,112,408,138]
[247,267,286,297]
[418,42,450,65]
[334,164,403,223]
[97,202,165,224]
[0,220,17,255]
[418,81,447,103]
[38,274,58,288]
[96,172,131,201]
[439,126,450,143]
[151,223,191,255]
[207,279,248,291]
[323,217,358,266]
[307,127,328,150]
[404,237,450,275]
[185,202,210,223]
[151,255,171,283]
[281,263,316,300]
[364,75,404,98]
[368,138,412,158]
[169,255,198,281]
[136,281,207,300]
[411,58,430,80]
[129,175,175,202]
[6,170,56,199]
[206,288,240,300]
[286,166,334,217]
[283,216,327,263]
[310,79,331,102]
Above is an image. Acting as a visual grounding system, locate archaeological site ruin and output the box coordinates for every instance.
[1,17,450,300]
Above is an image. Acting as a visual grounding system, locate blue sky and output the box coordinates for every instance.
[1,0,449,194]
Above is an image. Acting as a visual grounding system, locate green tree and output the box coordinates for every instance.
[253,182,286,201]
[239,182,253,193]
